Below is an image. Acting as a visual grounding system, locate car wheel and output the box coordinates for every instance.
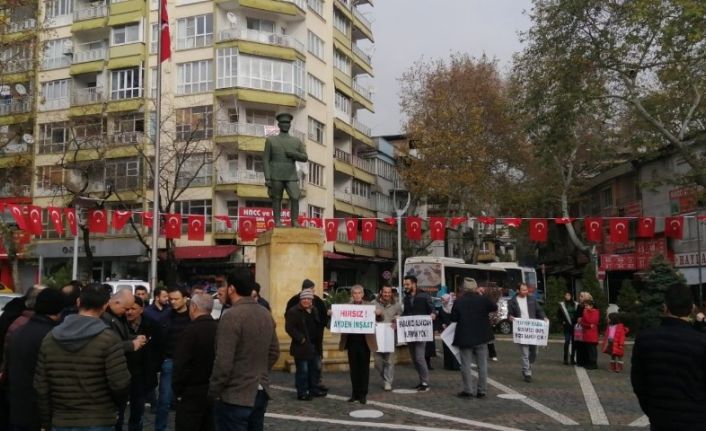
[498,320,512,335]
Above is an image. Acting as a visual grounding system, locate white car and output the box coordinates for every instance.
[104,280,151,296]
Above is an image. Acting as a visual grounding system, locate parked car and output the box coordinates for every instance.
[104,280,151,296]
[0,293,22,317]
[491,296,513,335]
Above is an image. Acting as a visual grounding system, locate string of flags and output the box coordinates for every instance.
[0,202,698,243]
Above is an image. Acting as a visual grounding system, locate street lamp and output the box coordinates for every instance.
[392,188,410,301]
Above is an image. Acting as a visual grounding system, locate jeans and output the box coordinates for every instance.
[518,344,537,376]
[374,351,395,385]
[294,358,320,396]
[54,428,113,431]
[407,342,429,385]
[460,343,488,394]
[116,381,146,431]
[155,358,174,431]
[214,390,268,431]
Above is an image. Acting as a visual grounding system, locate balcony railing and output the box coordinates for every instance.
[334,108,351,124]
[352,44,372,66]
[353,154,374,172]
[353,117,371,136]
[217,28,304,53]
[7,19,36,33]
[282,0,306,11]
[111,88,143,100]
[375,194,394,214]
[353,80,372,100]
[72,86,106,105]
[73,44,107,63]
[4,59,32,74]
[216,75,305,98]
[334,148,351,164]
[215,122,305,141]
[334,190,373,209]
[217,170,265,185]
[110,131,143,145]
[0,185,31,198]
[0,99,31,115]
[74,2,108,21]
[1,142,31,155]
[352,7,372,31]
[42,56,72,70]
[41,97,70,111]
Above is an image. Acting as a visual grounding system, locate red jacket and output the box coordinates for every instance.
[580,308,600,343]
[601,323,629,356]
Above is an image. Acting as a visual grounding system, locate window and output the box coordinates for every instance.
[111,68,143,100]
[115,113,144,144]
[333,9,350,35]
[150,23,158,53]
[226,200,239,217]
[376,159,394,180]
[41,79,71,110]
[308,204,324,219]
[175,106,213,141]
[174,200,212,231]
[246,109,275,125]
[226,153,238,173]
[73,117,106,144]
[307,73,324,101]
[246,18,275,33]
[352,179,370,198]
[105,158,141,191]
[112,23,141,45]
[46,0,73,20]
[37,166,64,191]
[42,38,72,69]
[216,49,304,96]
[150,67,157,98]
[601,188,612,209]
[245,154,263,172]
[307,30,324,60]
[39,122,69,153]
[308,161,324,187]
[176,14,213,50]
[308,0,324,16]
[177,153,212,187]
[334,50,351,75]
[335,91,350,114]
[308,117,324,144]
[176,60,213,95]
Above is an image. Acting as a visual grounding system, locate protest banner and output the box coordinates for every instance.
[512,318,549,346]
[440,323,461,364]
[330,304,376,334]
[375,323,395,353]
[396,315,434,343]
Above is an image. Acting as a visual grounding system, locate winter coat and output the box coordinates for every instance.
[285,304,323,360]
[580,308,600,344]
[601,323,629,356]
[451,293,498,348]
[173,315,218,398]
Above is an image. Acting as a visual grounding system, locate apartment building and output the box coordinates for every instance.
[0,0,381,285]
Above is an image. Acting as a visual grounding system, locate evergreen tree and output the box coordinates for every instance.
[641,254,686,329]
[545,276,568,333]
[582,264,608,329]
[617,279,641,335]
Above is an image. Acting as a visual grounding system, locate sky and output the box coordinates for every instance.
[358,0,535,136]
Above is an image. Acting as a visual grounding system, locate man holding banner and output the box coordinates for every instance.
[508,283,547,383]
[373,285,402,391]
[402,275,436,392]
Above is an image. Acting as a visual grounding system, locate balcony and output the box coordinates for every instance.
[352,44,371,66]
[4,59,32,74]
[335,107,351,124]
[217,170,265,185]
[0,184,30,197]
[217,28,304,54]
[0,99,31,116]
[334,148,351,164]
[7,19,36,33]
[111,88,143,101]
[334,190,373,210]
[43,56,72,70]
[110,131,143,145]
[74,2,108,21]
[353,80,372,100]
[283,0,306,10]
[216,122,305,141]
[72,87,106,105]
[353,118,371,136]
[41,97,70,111]
[334,149,374,173]
[73,43,107,63]
[352,7,372,32]
[1,142,32,155]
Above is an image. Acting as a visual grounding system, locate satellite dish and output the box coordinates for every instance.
[22,134,34,144]
[0,85,9,96]
[226,12,238,26]
[15,84,27,96]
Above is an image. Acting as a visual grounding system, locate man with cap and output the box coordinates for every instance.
[262,112,308,227]
[6,288,64,430]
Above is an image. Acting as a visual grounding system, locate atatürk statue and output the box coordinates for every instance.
[263,113,308,227]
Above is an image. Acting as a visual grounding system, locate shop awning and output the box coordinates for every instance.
[173,245,239,260]
[324,251,351,260]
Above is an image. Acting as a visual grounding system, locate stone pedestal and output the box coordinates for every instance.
[255,227,324,362]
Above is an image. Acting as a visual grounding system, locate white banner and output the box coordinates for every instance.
[330,304,376,334]
[440,323,461,364]
[512,318,549,346]
[396,315,434,343]
[375,323,395,353]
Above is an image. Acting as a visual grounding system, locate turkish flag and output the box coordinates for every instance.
[187,215,205,241]
[239,217,257,241]
[503,218,523,228]
[384,217,396,226]
[665,216,684,239]
[609,218,629,243]
[450,216,467,228]
[324,218,339,241]
[309,218,323,229]
[164,213,182,239]
[583,217,603,243]
[88,209,108,233]
[297,214,308,227]
[406,216,422,240]
[214,215,232,229]
[111,210,132,231]
[429,217,446,241]
[555,217,575,225]
[26,206,43,236]
[7,204,27,230]
[48,206,64,237]
[529,219,548,242]
[264,217,276,231]
[64,208,78,236]
[160,0,171,62]
[477,216,496,225]
[361,219,377,242]
[142,212,154,229]
[636,217,655,238]
[345,218,358,241]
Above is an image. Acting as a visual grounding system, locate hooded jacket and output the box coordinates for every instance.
[34,313,131,429]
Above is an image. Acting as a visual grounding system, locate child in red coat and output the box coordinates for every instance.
[580,300,600,370]
[601,313,629,372]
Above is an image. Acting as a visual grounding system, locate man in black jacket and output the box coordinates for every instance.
[632,283,706,430]
[173,293,217,431]
[451,278,498,399]
[507,283,546,383]
[402,275,437,392]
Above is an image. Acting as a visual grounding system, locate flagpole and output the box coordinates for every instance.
[150,0,166,292]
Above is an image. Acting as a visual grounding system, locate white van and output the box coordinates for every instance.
[104,280,151,296]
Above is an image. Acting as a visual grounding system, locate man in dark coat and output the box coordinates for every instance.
[6,288,63,430]
[507,283,546,383]
[285,288,326,400]
[402,275,437,392]
[173,293,218,431]
[632,283,706,431]
[451,278,498,398]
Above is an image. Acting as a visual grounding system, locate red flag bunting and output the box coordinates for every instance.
[88,209,108,233]
[529,219,548,242]
[214,215,232,229]
[48,206,64,237]
[554,217,575,225]
[406,216,422,240]
[429,217,446,241]
[187,215,205,241]
[450,216,467,228]
[636,217,655,238]
[142,212,154,229]
[264,217,276,231]
[297,214,308,227]
[384,217,397,226]
[64,208,78,236]
[160,0,171,62]
[477,216,496,225]
[609,218,629,243]
[7,204,27,231]
[111,210,132,231]
[325,218,339,241]
[164,213,181,239]
[503,218,523,228]
[665,216,684,239]
[345,218,358,241]
[361,219,377,242]
[310,218,323,229]
[583,217,603,243]
[239,217,257,241]
[26,206,43,236]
